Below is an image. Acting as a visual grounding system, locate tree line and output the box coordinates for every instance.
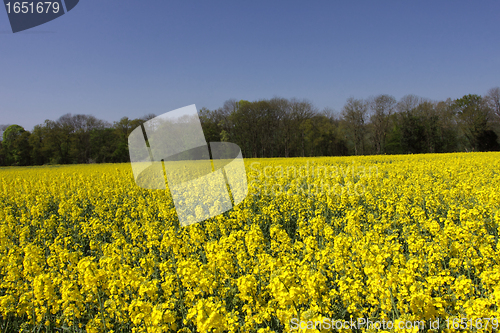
[1,87,499,166]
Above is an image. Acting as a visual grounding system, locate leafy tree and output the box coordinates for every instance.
[399,109,426,154]
[2,125,31,165]
[302,112,348,157]
[199,107,223,143]
[0,124,12,165]
[3,87,500,165]
[112,117,145,162]
[477,130,500,151]
[40,119,72,164]
[29,124,49,165]
[453,94,491,151]
[392,99,459,154]
[385,115,405,154]
[0,141,4,166]
[89,128,121,163]
[434,98,459,153]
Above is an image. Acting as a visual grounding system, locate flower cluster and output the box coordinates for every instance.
[0,152,499,332]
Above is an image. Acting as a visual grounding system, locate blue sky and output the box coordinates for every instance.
[1,0,499,130]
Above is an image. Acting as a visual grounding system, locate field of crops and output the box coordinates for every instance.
[0,152,499,332]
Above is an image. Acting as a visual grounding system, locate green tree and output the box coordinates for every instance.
[112,117,145,162]
[229,100,260,158]
[89,128,121,163]
[302,111,347,157]
[29,124,49,165]
[434,98,459,153]
[2,125,31,165]
[453,94,491,151]
[199,107,223,143]
[385,115,404,154]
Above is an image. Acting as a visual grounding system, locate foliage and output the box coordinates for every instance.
[453,94,492,151]
[1,89,500,167]
[2,124,31,166]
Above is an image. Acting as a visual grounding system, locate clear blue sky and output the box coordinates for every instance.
[1,0,499,130]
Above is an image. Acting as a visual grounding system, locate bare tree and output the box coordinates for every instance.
[222,99,239,117]
[141,113,157,122]
[486,87,500,122]
[368,94,396,154]
[269,97,291,157]
[321,107,337,120]
[220,99,240,136]
[290,98,316,157]
[0,124,12,141]
[396,94,422,113]
[341,97,368,155]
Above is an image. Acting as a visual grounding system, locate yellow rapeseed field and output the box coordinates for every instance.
[0,152,499,332]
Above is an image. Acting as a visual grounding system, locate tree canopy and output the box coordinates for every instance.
[1,88,499,166]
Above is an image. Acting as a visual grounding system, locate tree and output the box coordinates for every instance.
[453,94,491,151]
[56,114,109,163]
[398,109,426,154]
[0,124,11,165]
[269,97,291,157]
[392,98,460,154]
[385,113,404,154]
[29,124,49,165]
[341,97,368,155]
[434,98,459,153]
[0,124,11,141]
[228,99,278,158]
[199,107,223,143]
[141,113,157,122]
[397,95,422,113]
[302,111,348,157]
[112,117,145,162]
[290,98,316,157]
[412,101,441,153]
[486,87,500,121]
[369,94,396,154]
[89,128,121,163]
[2,124,31,165]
